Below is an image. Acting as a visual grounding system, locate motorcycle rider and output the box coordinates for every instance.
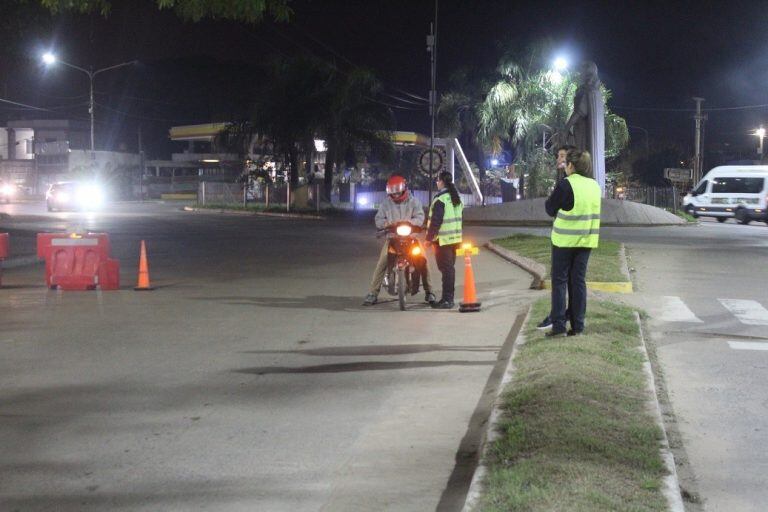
[363,175,436,306]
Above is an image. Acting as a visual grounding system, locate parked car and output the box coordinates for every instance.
[683,166,768,224]
[46,182,106,212]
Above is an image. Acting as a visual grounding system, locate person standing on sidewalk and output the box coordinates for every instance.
[426,171,463,309]
[544,149,601,337]
[538,143,578,330]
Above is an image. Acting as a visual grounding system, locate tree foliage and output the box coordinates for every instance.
[37,0,292,22]
[438,41,630,197]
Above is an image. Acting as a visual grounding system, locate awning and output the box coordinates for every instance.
[169,123,231,142]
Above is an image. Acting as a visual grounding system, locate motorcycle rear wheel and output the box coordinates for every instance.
[397,268,406,311]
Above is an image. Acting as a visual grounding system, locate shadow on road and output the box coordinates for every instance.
[189,295,439,312]
[234,360,494,375]
[242,344,499,357]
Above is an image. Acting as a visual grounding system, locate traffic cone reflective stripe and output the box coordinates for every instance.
[134,240,154,291]
[459,246,481,313]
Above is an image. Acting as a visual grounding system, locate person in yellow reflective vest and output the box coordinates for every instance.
[544,149,601,337]
[425,171,463,309]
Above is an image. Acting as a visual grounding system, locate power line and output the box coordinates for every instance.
[613,102,768,113]
[0,97,51,111]
[93,101,191,124]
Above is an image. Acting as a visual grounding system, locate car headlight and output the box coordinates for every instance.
[76,185,105,208]
[57,192,70,202]
[1,184,15,196]
[396,224,412,236]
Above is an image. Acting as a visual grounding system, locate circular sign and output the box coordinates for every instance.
[418,149,445,174]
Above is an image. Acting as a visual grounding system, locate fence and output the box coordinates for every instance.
[198,181,323,210]
[197,181,500,210]
[617,186,682,212]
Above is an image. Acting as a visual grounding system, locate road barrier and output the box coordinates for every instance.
[0,233,8,287]
[36,232,120,291]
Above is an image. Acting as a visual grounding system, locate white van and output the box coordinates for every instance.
[683,166,768,224]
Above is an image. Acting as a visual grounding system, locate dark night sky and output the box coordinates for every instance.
[2,0,768,160]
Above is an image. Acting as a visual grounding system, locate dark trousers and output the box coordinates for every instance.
[434,243,458,302]
[551,246,591,333]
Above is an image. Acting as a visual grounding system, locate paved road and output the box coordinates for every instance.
[473,218,768,512]
[0,201,536,511]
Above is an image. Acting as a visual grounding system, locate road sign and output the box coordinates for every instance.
[664,168,693,181]
[418,148,445,174]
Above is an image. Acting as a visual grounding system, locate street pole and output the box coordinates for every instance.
[89,68,95,151]
[692,97,706,184]
[427,0,438,204]
[43,55,137,152]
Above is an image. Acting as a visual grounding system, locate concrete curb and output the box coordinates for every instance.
[462,305,531,512]
[485,240,634,293]
[182,206,325,220]
[485,241,545,289]
[634,311,686,512]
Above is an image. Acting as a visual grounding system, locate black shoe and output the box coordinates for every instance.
[425,292,436,304]
[431,299,455,309]
[545,329,567,338]
[567,329,583,337]
[536,315,553,330]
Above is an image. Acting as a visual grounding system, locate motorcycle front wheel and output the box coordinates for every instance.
[397,267,406,311]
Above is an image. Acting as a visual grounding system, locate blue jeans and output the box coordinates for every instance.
[551,246,591,333]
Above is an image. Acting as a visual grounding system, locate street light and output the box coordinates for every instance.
[754,126,766,159]
[553,57,568,71]
[42,52,137,151]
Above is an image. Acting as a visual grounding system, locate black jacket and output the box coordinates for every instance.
[545,178,575,217]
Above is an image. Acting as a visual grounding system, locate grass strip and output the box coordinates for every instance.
[480,299,667,512]
[492,234,626,282]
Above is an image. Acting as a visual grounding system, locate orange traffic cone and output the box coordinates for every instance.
[459,245,481,313]
[134,240,154,291]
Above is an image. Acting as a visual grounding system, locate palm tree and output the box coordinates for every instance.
[319,68,395,199]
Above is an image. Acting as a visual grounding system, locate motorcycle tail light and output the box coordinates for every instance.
[396,225,412,236]
[411,246,422,256]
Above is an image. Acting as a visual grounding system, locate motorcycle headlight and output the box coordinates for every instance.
[411,246,422,256]
[1,184,15,196]
[396,225,412,236]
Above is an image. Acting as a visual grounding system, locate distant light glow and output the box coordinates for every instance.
[357,196,369,206]
[755,127,766,138]
[201,159,220,163]
[42,52,56,65]
[491,158,499,166]
[553,57,568,71]
[314,139,327,152]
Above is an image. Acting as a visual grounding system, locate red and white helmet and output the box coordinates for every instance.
[386,175,408,203]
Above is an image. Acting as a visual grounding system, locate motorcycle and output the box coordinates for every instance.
[378,221,428,311]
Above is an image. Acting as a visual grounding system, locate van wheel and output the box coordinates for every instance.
[684,204,698,218]
[735,208,751,225]
[717,217,727,223]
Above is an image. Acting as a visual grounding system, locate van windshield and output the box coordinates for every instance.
[711,177,765,194]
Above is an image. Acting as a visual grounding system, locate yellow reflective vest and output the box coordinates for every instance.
[428,192,463,246]
[550,174,601,248]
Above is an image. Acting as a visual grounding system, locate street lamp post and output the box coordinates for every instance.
[42,52,137,151]
[754,126,765,160]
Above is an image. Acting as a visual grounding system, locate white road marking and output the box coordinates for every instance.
[659,296,703,323]
[718,299,768,326]
[728,341,768,351]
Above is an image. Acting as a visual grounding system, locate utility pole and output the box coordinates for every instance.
[692,97,706,184]
[427,0,438,203]
[138,125,145,201]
